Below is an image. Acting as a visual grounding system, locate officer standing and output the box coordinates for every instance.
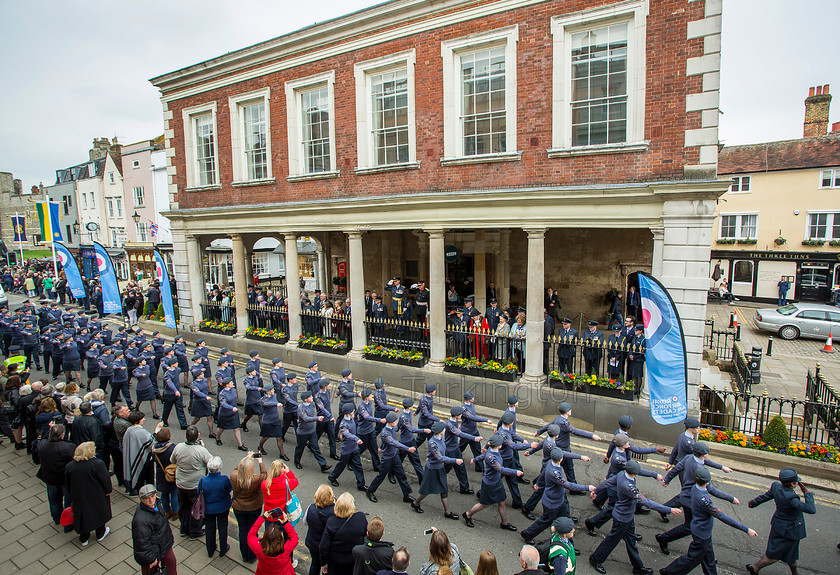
[294,391,330,473]
[315,378,338,461]
[327,404,368,491]
[447,308,468,357]
[397,397,430,483]
[413,280,430,323]
[628,325,646,397]
[415,383,441,448]
[385,276,410,337]
[606,325,626,380]
[366,412,416,504]
[582,321,605,376]
[556,318,578,375]
[485,299,502,357]
[371,295,388,337]
[460,391,493,473]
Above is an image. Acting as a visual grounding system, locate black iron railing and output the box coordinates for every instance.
[365,318,430,357]
[544,334,645,383]
[300,309,352,347]
[247,304,289,336]
[200,301,236,328]
[731,341,755,394]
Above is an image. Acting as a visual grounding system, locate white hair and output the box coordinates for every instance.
[520,545,539,569]
[19,384,32,396]
[207,456,223,473]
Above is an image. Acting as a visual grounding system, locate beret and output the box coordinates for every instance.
[374,378,385,389]
[249,350,259,357]
[507,395,518,405]
[547,424,561,437]
[286,372,297,380]
[319,378,330,388]
[273,358,283,364]
[300,391,312,400]
[694,467,712,484]
[553,517,575,534]
[500,412,515,425]
[192,354,202,361]
[425,383,437,394]
[361,389,372,398]
[341,369,352,377]
[488,434,503,447]
[684,417,701,428]
[308,361,318,368]
[340,403,355,415]
[431,422,446,434]
[386,412,399,423]
[219,377,232,385]
[558,402,572,413]
[217,358,228,366]
[402,398,414,408]
[220,347,229,354]
[693,442,710,456]
[613,433,630,448]
[463,390,475,400]
[153,331,160,336]
[550,447,565,461]
[619,415,633,428]
[779,468,799,483]
[245,365,256,373]
[624,460,641,475]
[450,406,464,417]
[196,338,205,345]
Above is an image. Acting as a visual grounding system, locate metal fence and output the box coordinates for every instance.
[731,341,756,394]
[444,325,524,372]
[544,335,646,383]
[255,281,287,299]
[201,301,236,327]
[300,309,352,346]
[247,304,289,336]
[365,318,430,357]
[804,365,840,446]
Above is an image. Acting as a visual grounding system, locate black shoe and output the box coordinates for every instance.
[517,477,530,484]
[152,414,160,420]
[330,454,340,461]
[367,491,378,503]
[411,502,424,514]
[569,515,579,523]
[655,534,669,556]
[280,454,289,462]
[321,465,332,473]
[215,439,223,446]
[329,478,339,487]
[521,533,535,545]
[388,475,397,484]
[180,426,188,431]
[585,518,597,536]
[241,425,249,432]
[589,556,606,574]
[237,445,248,452]
[575,549,580,556]
[162,423,169,428]
[511,503,522,509]
[634,533,642,541]
[746,565,759,575]
[500,523,517,532]
[462,512,474,528]
[659,512,670,523]
[208,433,216,439]
[636,506,651,515]
[259,448,268,455]
[358,485,368,492]
[402,496,415,503]
[521,509,536,520]
[633,569,653,575]
[460,488,475,495]
[294,462,303,469]
[444,512,459,520]
[219,545,230,558]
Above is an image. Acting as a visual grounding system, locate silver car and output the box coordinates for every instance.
[754,303,840,340]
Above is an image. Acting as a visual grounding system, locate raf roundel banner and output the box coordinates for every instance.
[154,249,177,329]
[93,242,122,314]
[637,271,688,425]
[54,242,86,299]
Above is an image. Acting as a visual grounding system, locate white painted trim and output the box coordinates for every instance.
[439,152,522,166]
[353,49,417,170]
[285,70,336,178]
[819,168,840,189]
[550,0,647,151]
[804,210,840,240]
[181,101,219,189]
[546,141,649,157]
[718,212,759,240]
[727,175,751,194]
[354,161,421,175]
[228,87,272,183]
[440,25,518,159]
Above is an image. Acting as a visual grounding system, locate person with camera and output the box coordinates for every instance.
[170,426,212,539]
[248,508,299,575]
[132,484,177,575]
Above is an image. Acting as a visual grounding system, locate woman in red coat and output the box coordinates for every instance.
[261,460,299,514]
[248,511,298,575]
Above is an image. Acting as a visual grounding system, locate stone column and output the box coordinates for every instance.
[474,230,486,312]
[346,231,367,356]
[245,246,254,286]
[315,247,325,292]
[651,226,665,278]
[521,228,546,385]
[426,229,446,369]
[230,234,249,335]
[498,229,511,306]
[381,231,391,291]
[415,231,429,282]
[284,233,303,340]
[183,233,205,328]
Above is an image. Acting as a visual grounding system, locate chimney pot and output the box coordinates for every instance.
[804,83,833,137]
[832,121,840,134]
[809,87,816,97]
[824,84,830,94]
[816,86,823,95]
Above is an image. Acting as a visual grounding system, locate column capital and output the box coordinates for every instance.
[522,227,546,239]
[283,232,298,241]
[423,228,446,240]
[344,230,363,239]
[650,225,665,239]
[229,233,242,241]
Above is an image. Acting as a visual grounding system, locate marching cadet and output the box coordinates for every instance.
[415,383,442,447]
[216,356,234,396]
[411,421,462,518]
[537,402,602,489]
[497,395,527,479]
[373,377,398,435]
[547,517,578,575]
[280,372,300,440]
[161,357,187,430]
[413,280,430,322]
[50,326,64,380]
[397,397,430,483]
[195,338,211,379]
[257,385,286,459]
[656,442,734,555]
[115,325,129,352]
[240,365,263,433]
[304,361,321,396]
[336,368,360,413]
[521,447,594,545]
[588,460,680,575]
[327,403,368,491]
[132,326,146,349]
[444,407,481,495]
[357,389,385,471]
[218,347,235,383]
[270,357,286,395]
[216,377,247,451]
[61,332,83,390]
[188,366,214,438]
[314,378,338,460]
[110,348,131,408]
[294,391,330,473]
[40,322,54,375]
[139,342,157,396]
[463,434,524,530]
[523,425,590,522]
[151,331,165,379]
[582,321,604,376]
[460,391,493,473]
[606,324,626,381]
[366,411,415,504]
[190,353,205,382]
[628,325,646,397]
[556,318,578,375]
[746,468,815,575]
[660,417,701,522]
[498,412,540,511]
[85,341,100,391]
[660,468,757,575]
[133,356,158,419]
[172,335,189,386]
[246,350,263,388]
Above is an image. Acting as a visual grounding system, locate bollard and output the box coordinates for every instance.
[766,336,773,357]
[736,325,741,341]
[729,312,734,328]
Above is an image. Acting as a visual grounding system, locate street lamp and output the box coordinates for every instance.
[72,221,80,235]
[131,211,141,224]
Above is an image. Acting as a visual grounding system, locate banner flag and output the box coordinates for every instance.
[154,249,177,329]
[93,241,122,314]
[55,242,87,299]
[637,271,688,425]
[11,215,26,242]
[35,201,63,242]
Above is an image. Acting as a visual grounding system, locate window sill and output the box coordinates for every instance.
[354,162,421,175]
[287,170,341,183]
[439,152,522,166]
[546,141,650,158]
[231,178,276,188]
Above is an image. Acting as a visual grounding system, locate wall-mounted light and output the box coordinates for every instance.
[793,210,800,215]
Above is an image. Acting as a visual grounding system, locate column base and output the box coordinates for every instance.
[347,348,364,360]
[520,372,546,386]
[426,360,445,373]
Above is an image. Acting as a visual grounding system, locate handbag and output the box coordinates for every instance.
[153,446,177,482]
[191,479,206,521]
[285,477,302,526]
[459,558,473,575]
[149,561,169,575]
[60,505,74,527]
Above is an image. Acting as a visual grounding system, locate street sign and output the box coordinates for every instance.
[445,245,458,262]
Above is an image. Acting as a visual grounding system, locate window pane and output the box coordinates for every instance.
[242,101,267,180]
[371,68,409,166]
[733,261,753,283]
[194,114,216,186]
[823,170,832,187]
[301,87,330,173]
[741,177,750,191]
[461,47,506,155]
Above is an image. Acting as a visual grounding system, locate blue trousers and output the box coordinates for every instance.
[46,483,70,525]
[591,518,644,570]
[590,488,618,529]
[398,439,424,482]
[329,450,366,490]
[294,431,326,468]
[501,457,522,507]
[369,455,411,497]
[316,419,337,458]
[358,432,381,470]
[159,481,179,514]
[522,500,570,541]
[661,534,717,575]
[444,447,471,492]
[205,511,229,556]
[110,379,132,406]
[163,394,187,427]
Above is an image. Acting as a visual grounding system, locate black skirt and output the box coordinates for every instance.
[217,410,241,430]
[245,403,264,416]
[766,535,801,564]
[190,398,213,418]
[419,467,449,495]
[136,385,156,402]
[260,420,283,438]
[63,361,80,372]
[479,478,507,505]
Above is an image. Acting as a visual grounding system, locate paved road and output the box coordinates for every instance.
[10,293,840,574]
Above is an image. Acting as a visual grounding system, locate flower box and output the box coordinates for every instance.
[548,372,635,400]
[298,336,349,355]
[443,365,517,382]
[245,333,289,345]
[200,327,234,335]
[365,354,425,368]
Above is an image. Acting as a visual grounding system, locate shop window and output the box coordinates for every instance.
[733,260,753,283]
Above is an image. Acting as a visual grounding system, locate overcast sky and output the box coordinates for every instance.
[1,0,837,188]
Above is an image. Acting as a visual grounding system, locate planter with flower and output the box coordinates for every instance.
[443,356,518,382]
[363,345,425,367]
[697,427,840,465]
[246,326,288,344]
[198,319,235,334]
[548,371,635,400]
[297,334,349,354]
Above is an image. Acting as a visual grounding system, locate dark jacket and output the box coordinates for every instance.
[71,414,104,452]
[131,502,175,566]
[304,503,334,550]
[36,439,76,485]
[352,538,394,575]
[319,511,368,571]
[749,481,816,542]
[65,457,112,534]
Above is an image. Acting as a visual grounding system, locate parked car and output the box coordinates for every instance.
[754,303,840,340]
[0,284,7,308]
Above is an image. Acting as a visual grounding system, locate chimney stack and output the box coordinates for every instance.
[831,121,840,134]
[804,84,831,137]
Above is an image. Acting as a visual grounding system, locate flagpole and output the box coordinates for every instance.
[14,212,23,266]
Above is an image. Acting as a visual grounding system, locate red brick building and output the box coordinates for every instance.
[151,0,728,413]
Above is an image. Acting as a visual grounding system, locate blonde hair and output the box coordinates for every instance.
[233,454,256,489]
[74,441,95,461]
[334,492,356,518]
[265,459,287,496]
[314,484,335,508]
[516,312,526,325]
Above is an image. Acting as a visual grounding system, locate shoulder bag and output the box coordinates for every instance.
[191,478,206,521]
[285,477,302,525]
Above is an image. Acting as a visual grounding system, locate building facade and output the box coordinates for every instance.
[151,0,728,410]
[0,173,41,262]
[713,86,840,303]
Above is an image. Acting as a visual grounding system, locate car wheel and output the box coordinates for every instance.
[778,325,800,340]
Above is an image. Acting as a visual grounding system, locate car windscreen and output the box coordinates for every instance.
[776,304,798,316]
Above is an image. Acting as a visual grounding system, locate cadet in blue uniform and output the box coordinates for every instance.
[660,417,701,522]
[582,321,605,375]
[152,331,165,379]
[460,391,492,473]
[548,517,577,575]
[521,447,594,544]
[746,468,815,575]
[497,395,528,479]
[280,372,300,440]
[628,325,646,397]
[216,378,247,451]
[327,404,367,491]
[110,349,131,407]
[294,391,330,472]
[556,318,578,375]
[366,411,415,504]
[304,361,321,396]
[463,434,524,530]
[189,368,214,437]
[241,366,263,432]
[415,383,441,448]
[215,356,234,395]
[588,460,679,575]
[336,368,360,413]
[397,397,430,483]
[172,335,189,386]
[162,357,187,430]
[194,339,211,380]
[315,378,338,460]
[373,377,398,435]
[496,412,539,514]
[357,389,384,471]
[537,402,602,489]
[270,357,286,395]
[411,421,461,518]
[523,425,590,522]
[21,321,40,370]
[660,467,757,575]
[85,341,100,390]
[134,357,159,419]
[257,385,286,460]
[443,407,480,494]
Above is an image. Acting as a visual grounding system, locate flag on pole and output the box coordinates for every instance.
[93,242,122,314]
[10,215,26,242]
[54,242,87,299]
[35,201,63,242]
[637,271,688,425]
[150,221,159,238]
[154,249,177,329]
